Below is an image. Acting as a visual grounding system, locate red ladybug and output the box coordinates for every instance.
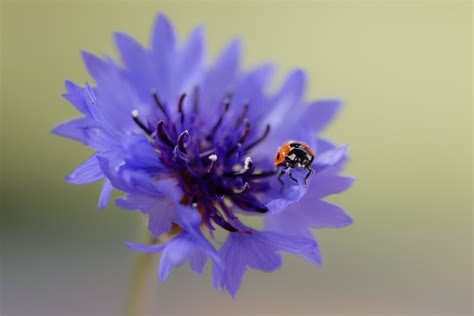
[274,140,315,185]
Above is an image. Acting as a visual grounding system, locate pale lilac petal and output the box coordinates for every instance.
[150,13,176,103]
[304,200,353,228]
[159,234,194,281]
[302,99,342,132]
[126,240,167,253]
[65,154,103,184]
[189,252,207,274]
[81,51,110,82]
[98,179,112,210]
[62,81,90,114]
[114,32,158,104]
[265,69,306,128]
[311,173,354,198]
[314,145,348,174]
[175,25,205,93]
[51,117,95,144]
[200,39,241,115]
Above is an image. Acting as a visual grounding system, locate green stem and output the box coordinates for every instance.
[125,228,158,316]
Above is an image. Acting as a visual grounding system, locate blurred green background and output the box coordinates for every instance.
[1,1,472,315]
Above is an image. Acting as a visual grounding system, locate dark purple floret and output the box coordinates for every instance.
[133,91,274,233]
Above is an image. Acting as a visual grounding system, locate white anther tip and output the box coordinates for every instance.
[244,157,253,170]
[131,109,139,117]
[209,154,218,161]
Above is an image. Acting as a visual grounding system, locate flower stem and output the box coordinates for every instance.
[125,228,158,316]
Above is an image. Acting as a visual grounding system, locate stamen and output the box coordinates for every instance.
[193,86,199,114]
[224,156,253,177]
[233,182,249,194]
[218,200,238,220]
[244,124,271,152]
[177,93,186,125]
[131,109,152,136]
[199,148,216,159]
[191,195,198,208]
[226,120,251,157]
[156,120,175,148]
[239,120,251,143]
[232,103,249,129]
[244,156,253,171]
[177,130,189,154]
[206,96,232,141]
[233,195,268,213]
[152,91,170,120]
[203,154,218,179]
[210,209,239,232]
[209,154,218,161]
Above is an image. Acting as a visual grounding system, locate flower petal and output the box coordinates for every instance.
[303,99,342,132]
[65,154,103,184]
[126,240,167,253]
[200,39,241,115]
[150,13,176,104]
[314,145,348,174]
[62,81,90,115]
[304,200,353,228]
[51,117,95,144]
[265,69,306,128]
[175,25,205,93]
[114,32,159,105]
[215,229,318,297]
[98,178,112,210]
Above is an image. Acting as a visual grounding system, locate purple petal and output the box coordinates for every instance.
[81,51,110,82]
[311,173,354,198]
[314,145,348,174]
[200,39,241,115]
[265,69,306,128]
[147,203,176,237]
[98,178,112,210]
[65,154,103,184]
[62,81,90,115]
[150,13,176,56]
[126,240,167,253]
[51,117,95,144]
[265,168,308,214]
[189,252,207,274]
[114,32,158,103]
[305,200,353,228]
[150,13,176,103]
[175,25,205,93]
[81,60,144,135]
[122,135,164,172]
[159,234,195,281]
[303,99,342,132]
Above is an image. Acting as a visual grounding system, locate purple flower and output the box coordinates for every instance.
[53,13,353,297]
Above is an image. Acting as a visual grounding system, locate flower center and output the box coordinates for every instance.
[131,90,275,233]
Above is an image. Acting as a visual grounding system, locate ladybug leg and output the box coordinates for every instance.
[304,166,313,186]
[288,170,298,183]
[278,168,286,192]
[278,168,286,186]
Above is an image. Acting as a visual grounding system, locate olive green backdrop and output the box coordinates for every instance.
[1,1,472,315]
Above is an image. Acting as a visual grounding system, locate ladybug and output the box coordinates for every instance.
[274,140,315,185]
